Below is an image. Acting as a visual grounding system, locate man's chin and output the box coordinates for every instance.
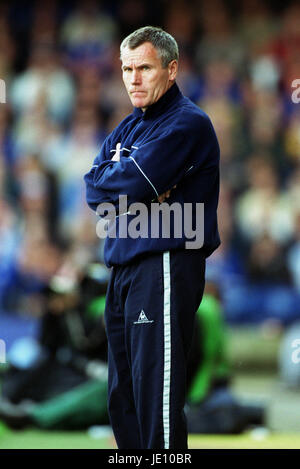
[131,98,148,109]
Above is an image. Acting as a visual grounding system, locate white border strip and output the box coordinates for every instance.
[129,156,159,197]
[163,251,171,449]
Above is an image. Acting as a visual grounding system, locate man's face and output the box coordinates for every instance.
[121,42,178,111]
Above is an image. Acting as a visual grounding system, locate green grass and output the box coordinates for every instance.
[0,426,116,449]
[189,432,300,449]
[0,426,300,449]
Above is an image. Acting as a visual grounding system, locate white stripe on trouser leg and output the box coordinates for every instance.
[163,251,171,449]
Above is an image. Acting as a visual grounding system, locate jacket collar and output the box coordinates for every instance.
[132,82,182,120]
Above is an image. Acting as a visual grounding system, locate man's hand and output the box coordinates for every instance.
[157,185,177,203]
[111,142,121,161]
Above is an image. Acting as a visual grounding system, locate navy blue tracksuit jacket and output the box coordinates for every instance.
[84,83,220,449]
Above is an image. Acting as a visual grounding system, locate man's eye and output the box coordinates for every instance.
[143,66,150,70]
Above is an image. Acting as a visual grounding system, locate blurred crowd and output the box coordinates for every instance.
[0,0,300,322]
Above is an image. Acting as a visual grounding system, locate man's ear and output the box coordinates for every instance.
[168,60,178,81]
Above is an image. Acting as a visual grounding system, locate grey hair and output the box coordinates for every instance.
[120,26,179,68]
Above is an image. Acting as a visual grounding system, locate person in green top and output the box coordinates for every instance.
[186,280,264,434]
[187,283,229,405]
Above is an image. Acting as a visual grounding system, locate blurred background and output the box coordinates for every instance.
[0,0,300,449]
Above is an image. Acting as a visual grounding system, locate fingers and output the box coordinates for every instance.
[157,183,178,202]
[158,189,172,203]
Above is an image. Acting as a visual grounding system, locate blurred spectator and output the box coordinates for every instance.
[0,5,16,80]
[195,0,245,73]
[286,164,300,215]
[98,43,132,119]
[11,101,57,161]
[30,0,58,45]
[117,0,149,38]
[237,0,279,56]
[284,111,300,164]
[244,89,284,164]
[60,0,118,76]
[41,104,104,242]
[0,106,18,200]
[174,52,199,100]
[76,67,102,110]
[204,181,246,313]
[10,41,75,127]
[199,95,238,167]
[189,57,244,190]
[235,155,295,243]
[249,56,280,93]
[246,234,292,285]
[164,0,197,56]
[0,198,21,310]
[16,155,50,218]
[287,213,300,292]
[269,2,300,96]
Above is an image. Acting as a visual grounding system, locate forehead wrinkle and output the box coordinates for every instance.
[121,43,160,67]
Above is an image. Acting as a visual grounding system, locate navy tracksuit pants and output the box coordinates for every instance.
[104,249,206,449]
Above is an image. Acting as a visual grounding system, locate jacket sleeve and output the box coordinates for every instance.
[84,115,217,212]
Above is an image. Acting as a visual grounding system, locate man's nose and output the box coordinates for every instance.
[131,69,141,84]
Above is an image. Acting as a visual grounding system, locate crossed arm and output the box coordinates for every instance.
[111,142,176,203]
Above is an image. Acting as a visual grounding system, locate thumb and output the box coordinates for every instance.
[112,142,121,161]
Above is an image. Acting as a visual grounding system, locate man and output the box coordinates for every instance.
[84,26,220,449]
